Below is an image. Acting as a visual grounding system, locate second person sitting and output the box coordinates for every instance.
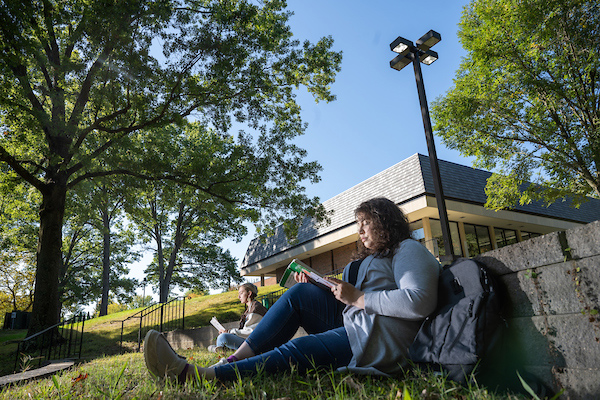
[208,282,268,354]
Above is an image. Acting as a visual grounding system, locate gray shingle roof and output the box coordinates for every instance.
[241,153,600,267]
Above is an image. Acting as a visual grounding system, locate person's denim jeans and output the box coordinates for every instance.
[214,283,352,381]
[216,332,246,350]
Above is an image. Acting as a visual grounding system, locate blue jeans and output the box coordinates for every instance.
[216,333,246,350]
[214,283,352,381]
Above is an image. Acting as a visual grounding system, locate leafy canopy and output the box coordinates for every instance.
[0,0,340,227]
[0,0,341,332]
[432,0,600,209]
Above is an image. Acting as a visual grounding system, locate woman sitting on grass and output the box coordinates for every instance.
[207,282,267,354]
[143,197,440,383]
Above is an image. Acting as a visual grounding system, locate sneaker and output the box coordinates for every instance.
[209,357,230,368]
[207,344,226,353]
[144,329,188,380]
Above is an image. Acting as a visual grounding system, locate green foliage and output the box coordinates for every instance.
[127,295,153,310]
[432,0,600,209]
[62,175,140,315]
[106,302,128,315]
[0,0,341,332]
[516,370,564,400]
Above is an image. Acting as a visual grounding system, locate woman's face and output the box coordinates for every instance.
[238,287,251,304]
[357,214,375,250]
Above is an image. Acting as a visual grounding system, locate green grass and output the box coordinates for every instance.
[0,349,528,400]
[0,285,529,399]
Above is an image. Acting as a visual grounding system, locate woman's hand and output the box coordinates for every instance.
[294,271,309,284]
[326,277,365,309]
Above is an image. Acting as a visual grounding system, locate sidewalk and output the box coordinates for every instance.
[0,360,74,387]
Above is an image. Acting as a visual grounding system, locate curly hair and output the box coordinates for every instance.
[354,197,411,259]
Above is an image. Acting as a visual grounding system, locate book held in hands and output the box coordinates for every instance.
[210,316,226,332]
[279,259,335,290]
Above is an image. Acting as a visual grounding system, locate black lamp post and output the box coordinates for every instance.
[389,30,454,261]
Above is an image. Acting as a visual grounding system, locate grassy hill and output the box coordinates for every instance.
[0,284,283,377]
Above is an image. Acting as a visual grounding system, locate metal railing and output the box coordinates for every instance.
[14,313,87,373]
[114,296,185,352]
[257,288,286,309]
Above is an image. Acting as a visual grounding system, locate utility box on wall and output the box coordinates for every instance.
[2,311,31,330]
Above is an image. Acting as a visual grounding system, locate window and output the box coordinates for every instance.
[429,219,463,257]
[410,220,434,253]
[520,231,541,241]
[494,228,518,248]
[410,219,463,257]
[464,223,492,256]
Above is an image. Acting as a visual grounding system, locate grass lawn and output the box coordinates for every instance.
[0,285,530,399]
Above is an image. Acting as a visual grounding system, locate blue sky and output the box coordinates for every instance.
[131,0,475,293]
[284,0,473,202]
[219,0,475,270]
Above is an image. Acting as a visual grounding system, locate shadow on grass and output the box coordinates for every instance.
[1,287,280,379]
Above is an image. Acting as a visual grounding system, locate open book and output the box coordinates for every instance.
[279,259,335,290]
[210,316,226,332]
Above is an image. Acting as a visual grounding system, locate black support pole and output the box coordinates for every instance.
[410,52,454,261]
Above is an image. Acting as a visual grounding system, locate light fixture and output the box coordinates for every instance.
[390,54,411,71]
[416,30,441,51]
[419,49,438,65]
[389,36,414,55]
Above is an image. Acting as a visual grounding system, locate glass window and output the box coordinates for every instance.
[504,229,518,246]
[521,231,541,241]
[410,220,425,241]
[476,225,492,253]
[494,228,518,248]
[464,223,492,256]
[429,219,463,257]
[464,223,479,256]
[410,219,438,255]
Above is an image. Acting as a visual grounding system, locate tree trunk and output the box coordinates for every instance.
[99,210,111,316]
[160,203,186,303]
[27,182,67,337]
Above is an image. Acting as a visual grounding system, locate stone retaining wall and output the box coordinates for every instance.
[476,220,600,400]
[166,322,307,351]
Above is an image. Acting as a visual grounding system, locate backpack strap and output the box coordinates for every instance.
[347,259,364,286]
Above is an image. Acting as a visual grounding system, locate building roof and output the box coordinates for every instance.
[241,153,600,268]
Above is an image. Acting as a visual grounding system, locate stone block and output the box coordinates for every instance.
[535,262,583,316]
[565,220,600,259]
[500,272,541,317]
[165,323,308,351]
[552,366,600,400]
[504,315,564,368]
[504,314,600,370]
[165,321,238,350]
[547,314,600,369]
[478,231,565,273]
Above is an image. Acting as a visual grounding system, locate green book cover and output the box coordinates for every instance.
[279,259,335,290]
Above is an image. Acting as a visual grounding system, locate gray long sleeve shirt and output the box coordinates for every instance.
[341,239,440,375]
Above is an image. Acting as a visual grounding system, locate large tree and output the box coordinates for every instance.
[432,0,600,209]
[127,122,246,301]
[61,178,138,315]
[0,0,340,335]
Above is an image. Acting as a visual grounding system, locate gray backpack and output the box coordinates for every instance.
[408,258,505,384]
